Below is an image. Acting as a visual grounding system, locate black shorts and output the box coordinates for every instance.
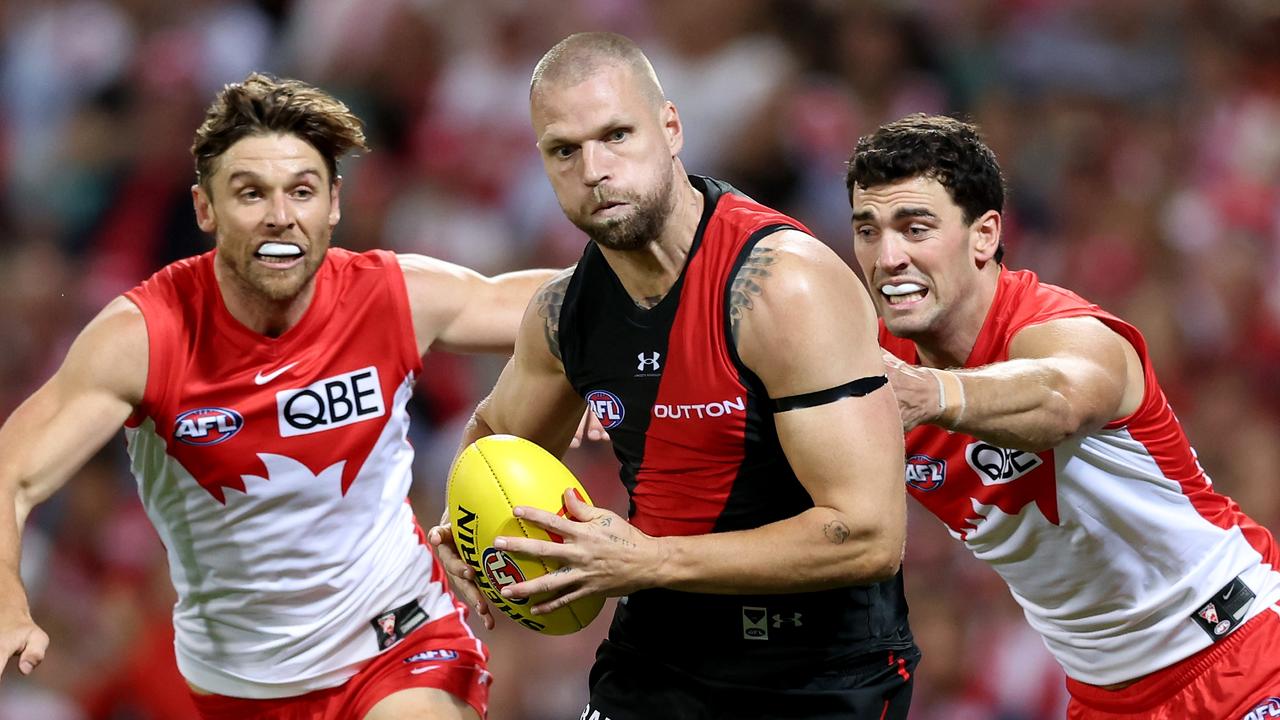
[581,638,920,720]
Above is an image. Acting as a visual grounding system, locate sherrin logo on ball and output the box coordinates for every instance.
[447,434,605,635]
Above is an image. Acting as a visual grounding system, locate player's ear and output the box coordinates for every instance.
[971,210,1001,265]
[662,101,683,157]
[329,176,342,227]
[193,184,217,233]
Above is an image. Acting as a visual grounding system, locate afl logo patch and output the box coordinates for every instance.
[481,548,529,605]
[173,407,244,446]
[905,454,946,492]
[585,389,625,429]
[1242,697,1280,720]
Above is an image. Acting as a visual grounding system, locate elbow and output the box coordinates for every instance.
[860,538,903,584]
[843,523,904,585]
[4,483,32,529]
[1035,390,1093,449]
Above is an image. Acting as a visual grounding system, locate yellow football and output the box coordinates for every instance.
[446,434,604,635]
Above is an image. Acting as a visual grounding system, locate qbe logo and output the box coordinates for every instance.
[1242,697,1280,720]
[586,389,625,429]
[276,366,386,437]
[481,548,528,605]
[173,407,244,446]
[966,441,1043,486]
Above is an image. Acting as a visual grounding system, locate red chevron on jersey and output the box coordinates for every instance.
[905,430,1060,537]
[157,362,391,504]
[125,253,412,504]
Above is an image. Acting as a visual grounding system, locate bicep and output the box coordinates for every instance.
[2,373,135,509]
[474,296,585,457]
[1,297,144,514]
[1008,317,1138,424]
[774,386,904,513]
[738,232,904,511]
[399,254,555,355]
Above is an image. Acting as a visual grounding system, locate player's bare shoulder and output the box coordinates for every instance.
[397,252,481,347]
[729,230,866,346]
[397,252,475,306]
[530,265,576,362]
[72,296,149,405]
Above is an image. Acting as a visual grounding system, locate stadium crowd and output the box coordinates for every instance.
[0,0,1277,718]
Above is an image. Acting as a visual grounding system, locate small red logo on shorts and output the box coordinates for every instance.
[1198,603,1219,624]
[377,613,397,638]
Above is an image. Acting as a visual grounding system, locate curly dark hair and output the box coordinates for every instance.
[191,72,367,192]
[846,114,1006,263]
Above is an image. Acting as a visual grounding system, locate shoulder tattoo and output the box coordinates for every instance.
[728,242,778,343]
[535,268,574,361]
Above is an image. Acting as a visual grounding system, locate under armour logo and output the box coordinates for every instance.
[637,352,661,372]
[772,612,803,628]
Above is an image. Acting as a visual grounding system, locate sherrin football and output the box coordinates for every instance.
[447,434,605,635]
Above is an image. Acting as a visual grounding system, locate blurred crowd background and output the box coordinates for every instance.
[1,0,1278,718]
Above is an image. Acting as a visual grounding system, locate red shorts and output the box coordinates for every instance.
[1067,602,1280,719]
[188,609,490,720]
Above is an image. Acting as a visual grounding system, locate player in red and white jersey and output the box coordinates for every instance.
[847,113,1280,718]
[0,74,556,720]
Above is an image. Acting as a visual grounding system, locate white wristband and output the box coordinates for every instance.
[929,368,966,430]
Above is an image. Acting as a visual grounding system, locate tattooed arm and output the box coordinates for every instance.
[398,253,558,356]
[429,267,588,626]
[460,266,586,455]
[488,232,906,613]
[644,230,907,593]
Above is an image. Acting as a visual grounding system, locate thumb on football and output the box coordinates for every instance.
[562,487,597,522]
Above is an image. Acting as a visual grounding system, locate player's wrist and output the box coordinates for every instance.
[928,368,967,430]
[648,535,681,590]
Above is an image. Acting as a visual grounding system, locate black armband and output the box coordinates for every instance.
[770,375,888,413]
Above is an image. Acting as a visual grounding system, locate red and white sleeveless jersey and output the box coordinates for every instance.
[882,269,1280,685]
[122,249,460,698]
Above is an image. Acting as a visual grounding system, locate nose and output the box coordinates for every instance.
[263,191,294,230]
[580,141,610,187]
[876,232,911,274]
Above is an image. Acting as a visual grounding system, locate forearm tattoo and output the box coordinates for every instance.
[728,243,777,344]
[535,268,574,361]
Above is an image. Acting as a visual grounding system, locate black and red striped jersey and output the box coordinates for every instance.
[559,175,913,681]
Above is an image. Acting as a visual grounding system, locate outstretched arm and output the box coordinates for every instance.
[427,268,586,627]
[885,315,1146,451]
[398,253,559,355]
[494,231,908,613]
[0,296,146,677]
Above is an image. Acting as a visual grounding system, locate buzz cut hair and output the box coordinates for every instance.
[530,32,665,108]
[191,72,368,191]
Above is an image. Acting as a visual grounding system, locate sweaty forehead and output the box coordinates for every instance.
[852,176,954,216]
[532,67,646,142]
[214,133,329,183]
